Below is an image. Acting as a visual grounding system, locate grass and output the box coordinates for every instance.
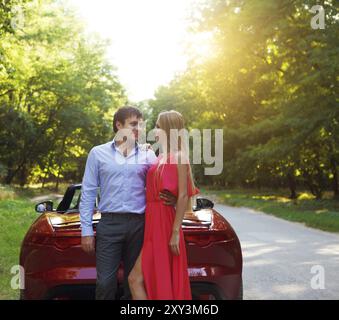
[0,198,37,299]
[0,182,69,200]
[201,188,339,233]
[0,183,68,300]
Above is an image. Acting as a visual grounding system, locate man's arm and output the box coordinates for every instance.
[79,147,99,253]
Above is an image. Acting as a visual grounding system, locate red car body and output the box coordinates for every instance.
[20,184,243,300]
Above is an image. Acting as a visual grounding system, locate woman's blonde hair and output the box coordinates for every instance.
[156,110,196,212]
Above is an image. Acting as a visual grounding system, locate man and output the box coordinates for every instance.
[79,106,175,300]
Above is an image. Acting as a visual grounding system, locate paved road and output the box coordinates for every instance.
[215,204,339,300]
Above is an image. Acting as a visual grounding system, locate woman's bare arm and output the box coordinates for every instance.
[169,162,189,255]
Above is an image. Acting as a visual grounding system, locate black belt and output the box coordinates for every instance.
[101,211,144,215]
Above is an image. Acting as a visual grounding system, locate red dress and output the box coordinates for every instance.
[141,154,199,300]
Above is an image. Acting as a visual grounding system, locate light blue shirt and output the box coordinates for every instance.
[79,139,157,236]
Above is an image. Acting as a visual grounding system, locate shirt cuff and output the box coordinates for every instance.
[81,225,94,237]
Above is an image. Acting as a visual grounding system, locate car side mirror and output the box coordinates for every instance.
[195,197,214,210]
[35,200,53,213]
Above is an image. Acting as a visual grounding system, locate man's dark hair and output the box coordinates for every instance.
[113,106,142,133]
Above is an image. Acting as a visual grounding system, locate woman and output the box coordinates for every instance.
[128,110,199,300]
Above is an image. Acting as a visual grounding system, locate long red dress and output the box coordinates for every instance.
[141,154,199,300]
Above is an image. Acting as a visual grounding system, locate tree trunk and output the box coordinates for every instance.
[55,136,67,191]
[42,153,54,189]
[303,171,316,197]
[314,163,324,200]
[287,171,298,199]
[18,164,29,187]
[330,156,339,199]
[42,176,46,188]
[4,161,25,185]
[5,169,15,185]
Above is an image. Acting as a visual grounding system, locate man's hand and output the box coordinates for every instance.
[81,236,95,254]
[139,143,153,151]
[159,189,177,206]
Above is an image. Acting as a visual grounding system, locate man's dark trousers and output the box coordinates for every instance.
[95,212,145,300]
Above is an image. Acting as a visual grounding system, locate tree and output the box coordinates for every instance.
[0,0,127,187]
[149,0,339,198]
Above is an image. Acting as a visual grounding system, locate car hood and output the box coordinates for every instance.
[46,209,214,231]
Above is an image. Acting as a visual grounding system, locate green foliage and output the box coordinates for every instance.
[1,0,338,199]
[149,0,339,199]
[0,0,127,188]
[0,0,30,36]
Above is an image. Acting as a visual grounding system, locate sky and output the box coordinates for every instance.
[67,0,204,102]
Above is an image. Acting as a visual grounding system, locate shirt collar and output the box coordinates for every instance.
[111,137,140,154]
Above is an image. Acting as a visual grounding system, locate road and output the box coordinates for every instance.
[215,204,339,300]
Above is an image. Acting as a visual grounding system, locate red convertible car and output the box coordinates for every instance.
[20,184,243,300]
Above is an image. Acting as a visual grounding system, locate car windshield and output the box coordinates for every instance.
[56,185,100,213]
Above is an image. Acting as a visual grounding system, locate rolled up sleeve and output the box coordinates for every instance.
[79,147,99,237]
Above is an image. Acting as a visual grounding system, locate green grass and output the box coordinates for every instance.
[201,188,339,233]
[0,198,38,299]
[0,183,68,300]
[0,182,69,200]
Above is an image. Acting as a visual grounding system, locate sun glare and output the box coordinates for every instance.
[185,31,215,64]
[67,0,210,102]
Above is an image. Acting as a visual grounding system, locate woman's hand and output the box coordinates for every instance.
[169,230,180,256]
